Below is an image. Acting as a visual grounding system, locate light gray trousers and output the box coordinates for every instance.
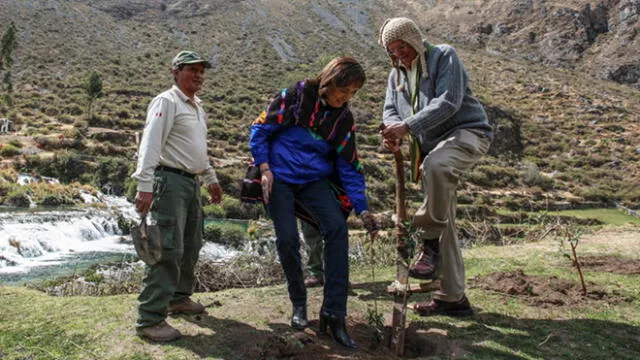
[413,129,491,302]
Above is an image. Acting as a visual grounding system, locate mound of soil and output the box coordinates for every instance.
[469,270,631,307]
[243,322,463,359]
[577,255,640,275]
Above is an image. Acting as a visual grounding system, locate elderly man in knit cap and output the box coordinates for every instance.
[378,18,493,316]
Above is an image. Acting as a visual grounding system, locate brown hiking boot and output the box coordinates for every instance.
[136,321,181,342]
[413,295,473,317]
[304,275,324,288]
[408,239,439,280]
[168,298,205,314]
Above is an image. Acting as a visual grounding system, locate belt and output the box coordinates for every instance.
[156,165,196,179]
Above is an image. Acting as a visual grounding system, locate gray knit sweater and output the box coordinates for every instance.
[382,41,493,154]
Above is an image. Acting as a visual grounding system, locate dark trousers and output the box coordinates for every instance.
[136,170,203,328]
[268,179,349,316]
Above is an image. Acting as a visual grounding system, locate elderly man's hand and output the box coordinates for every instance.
[380,122,410,142]
[382,138,402,153]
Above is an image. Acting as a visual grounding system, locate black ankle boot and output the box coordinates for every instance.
[318,312,357,349]
[291,305,308,329]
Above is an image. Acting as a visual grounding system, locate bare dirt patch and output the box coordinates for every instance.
[469,270,632,307]
[239,322,398,360]
[577,255,640,275]
[236,321,459,359]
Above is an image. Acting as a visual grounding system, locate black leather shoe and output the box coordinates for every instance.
[318,312,357,349]
[414,295,474,317]
[291,305,308,329]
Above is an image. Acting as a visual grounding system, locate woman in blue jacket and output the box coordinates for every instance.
[249,57,378,349]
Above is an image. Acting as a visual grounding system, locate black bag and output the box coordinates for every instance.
[240,164,263,203]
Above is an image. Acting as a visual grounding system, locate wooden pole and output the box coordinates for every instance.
[390,149,409,356]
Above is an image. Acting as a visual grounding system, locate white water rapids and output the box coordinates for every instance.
[0,176,237,282]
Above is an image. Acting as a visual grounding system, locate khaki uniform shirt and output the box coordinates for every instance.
[132,85,218,192]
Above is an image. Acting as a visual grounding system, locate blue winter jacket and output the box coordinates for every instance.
[249,123,368,215]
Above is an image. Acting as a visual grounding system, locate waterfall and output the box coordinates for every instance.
[0,208,131,273]
[0,175,238,281]
[0,174,237,283]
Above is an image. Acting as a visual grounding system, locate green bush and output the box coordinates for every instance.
[22,153,92,184]
[40,194,75,206]
[7,139,22,148]
[6,190,31,207]
[471,165,519,188]
[203,203,225,218]
[0,144,21,157]
[203,222,248,249]
[203,223,223,243]
[221,196,244,219]
[521,162,555,190]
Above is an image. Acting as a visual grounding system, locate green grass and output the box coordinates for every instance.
[1,228,639,359]
[546,209,640,226]
[496,208,640,226]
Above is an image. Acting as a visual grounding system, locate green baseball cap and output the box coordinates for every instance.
[171,50,212,70]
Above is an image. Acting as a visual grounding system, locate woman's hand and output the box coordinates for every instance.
[260,164,274,204]
[360,211,379,242]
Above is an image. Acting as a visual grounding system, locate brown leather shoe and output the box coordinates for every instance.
[136,321,181,342]
[414,295,473,317]
[168,298,205,314]
[408,239,439,280]
[304,275,324,288]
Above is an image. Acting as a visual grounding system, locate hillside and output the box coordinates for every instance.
[0,0,639,218]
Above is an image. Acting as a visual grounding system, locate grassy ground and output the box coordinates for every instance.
[1,226,639,360]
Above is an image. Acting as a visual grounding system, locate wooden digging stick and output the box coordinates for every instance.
[390,148,409,356]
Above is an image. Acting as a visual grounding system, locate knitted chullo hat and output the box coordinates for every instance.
[378,17,429,84]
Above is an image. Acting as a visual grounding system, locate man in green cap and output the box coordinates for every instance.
[131,50,223,342]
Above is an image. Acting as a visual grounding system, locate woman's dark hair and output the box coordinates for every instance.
[312,57,366,98]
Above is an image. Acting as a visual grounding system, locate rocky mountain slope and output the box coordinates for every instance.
[0,0,638,214]
[412,0,640,88]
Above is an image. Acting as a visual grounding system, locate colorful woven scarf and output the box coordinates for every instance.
[408,45,433,183]
[253,80,362,172]
[246,80,362,227]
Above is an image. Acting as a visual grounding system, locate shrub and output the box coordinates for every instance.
[203,223,223,243]
[203,222,248,249]
[521,162,554,190]
[0,144,21,157]
[6,190,31,207]
[40,194,75,206]
[203,204,225,218]
[8,139,22,148]
[221,196,244,218]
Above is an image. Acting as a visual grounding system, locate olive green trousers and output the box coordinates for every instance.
[136,170,203,328]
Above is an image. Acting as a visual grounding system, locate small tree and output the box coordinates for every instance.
[1,21,18,106]
[85,70,103,121]
[560,225,587,296]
